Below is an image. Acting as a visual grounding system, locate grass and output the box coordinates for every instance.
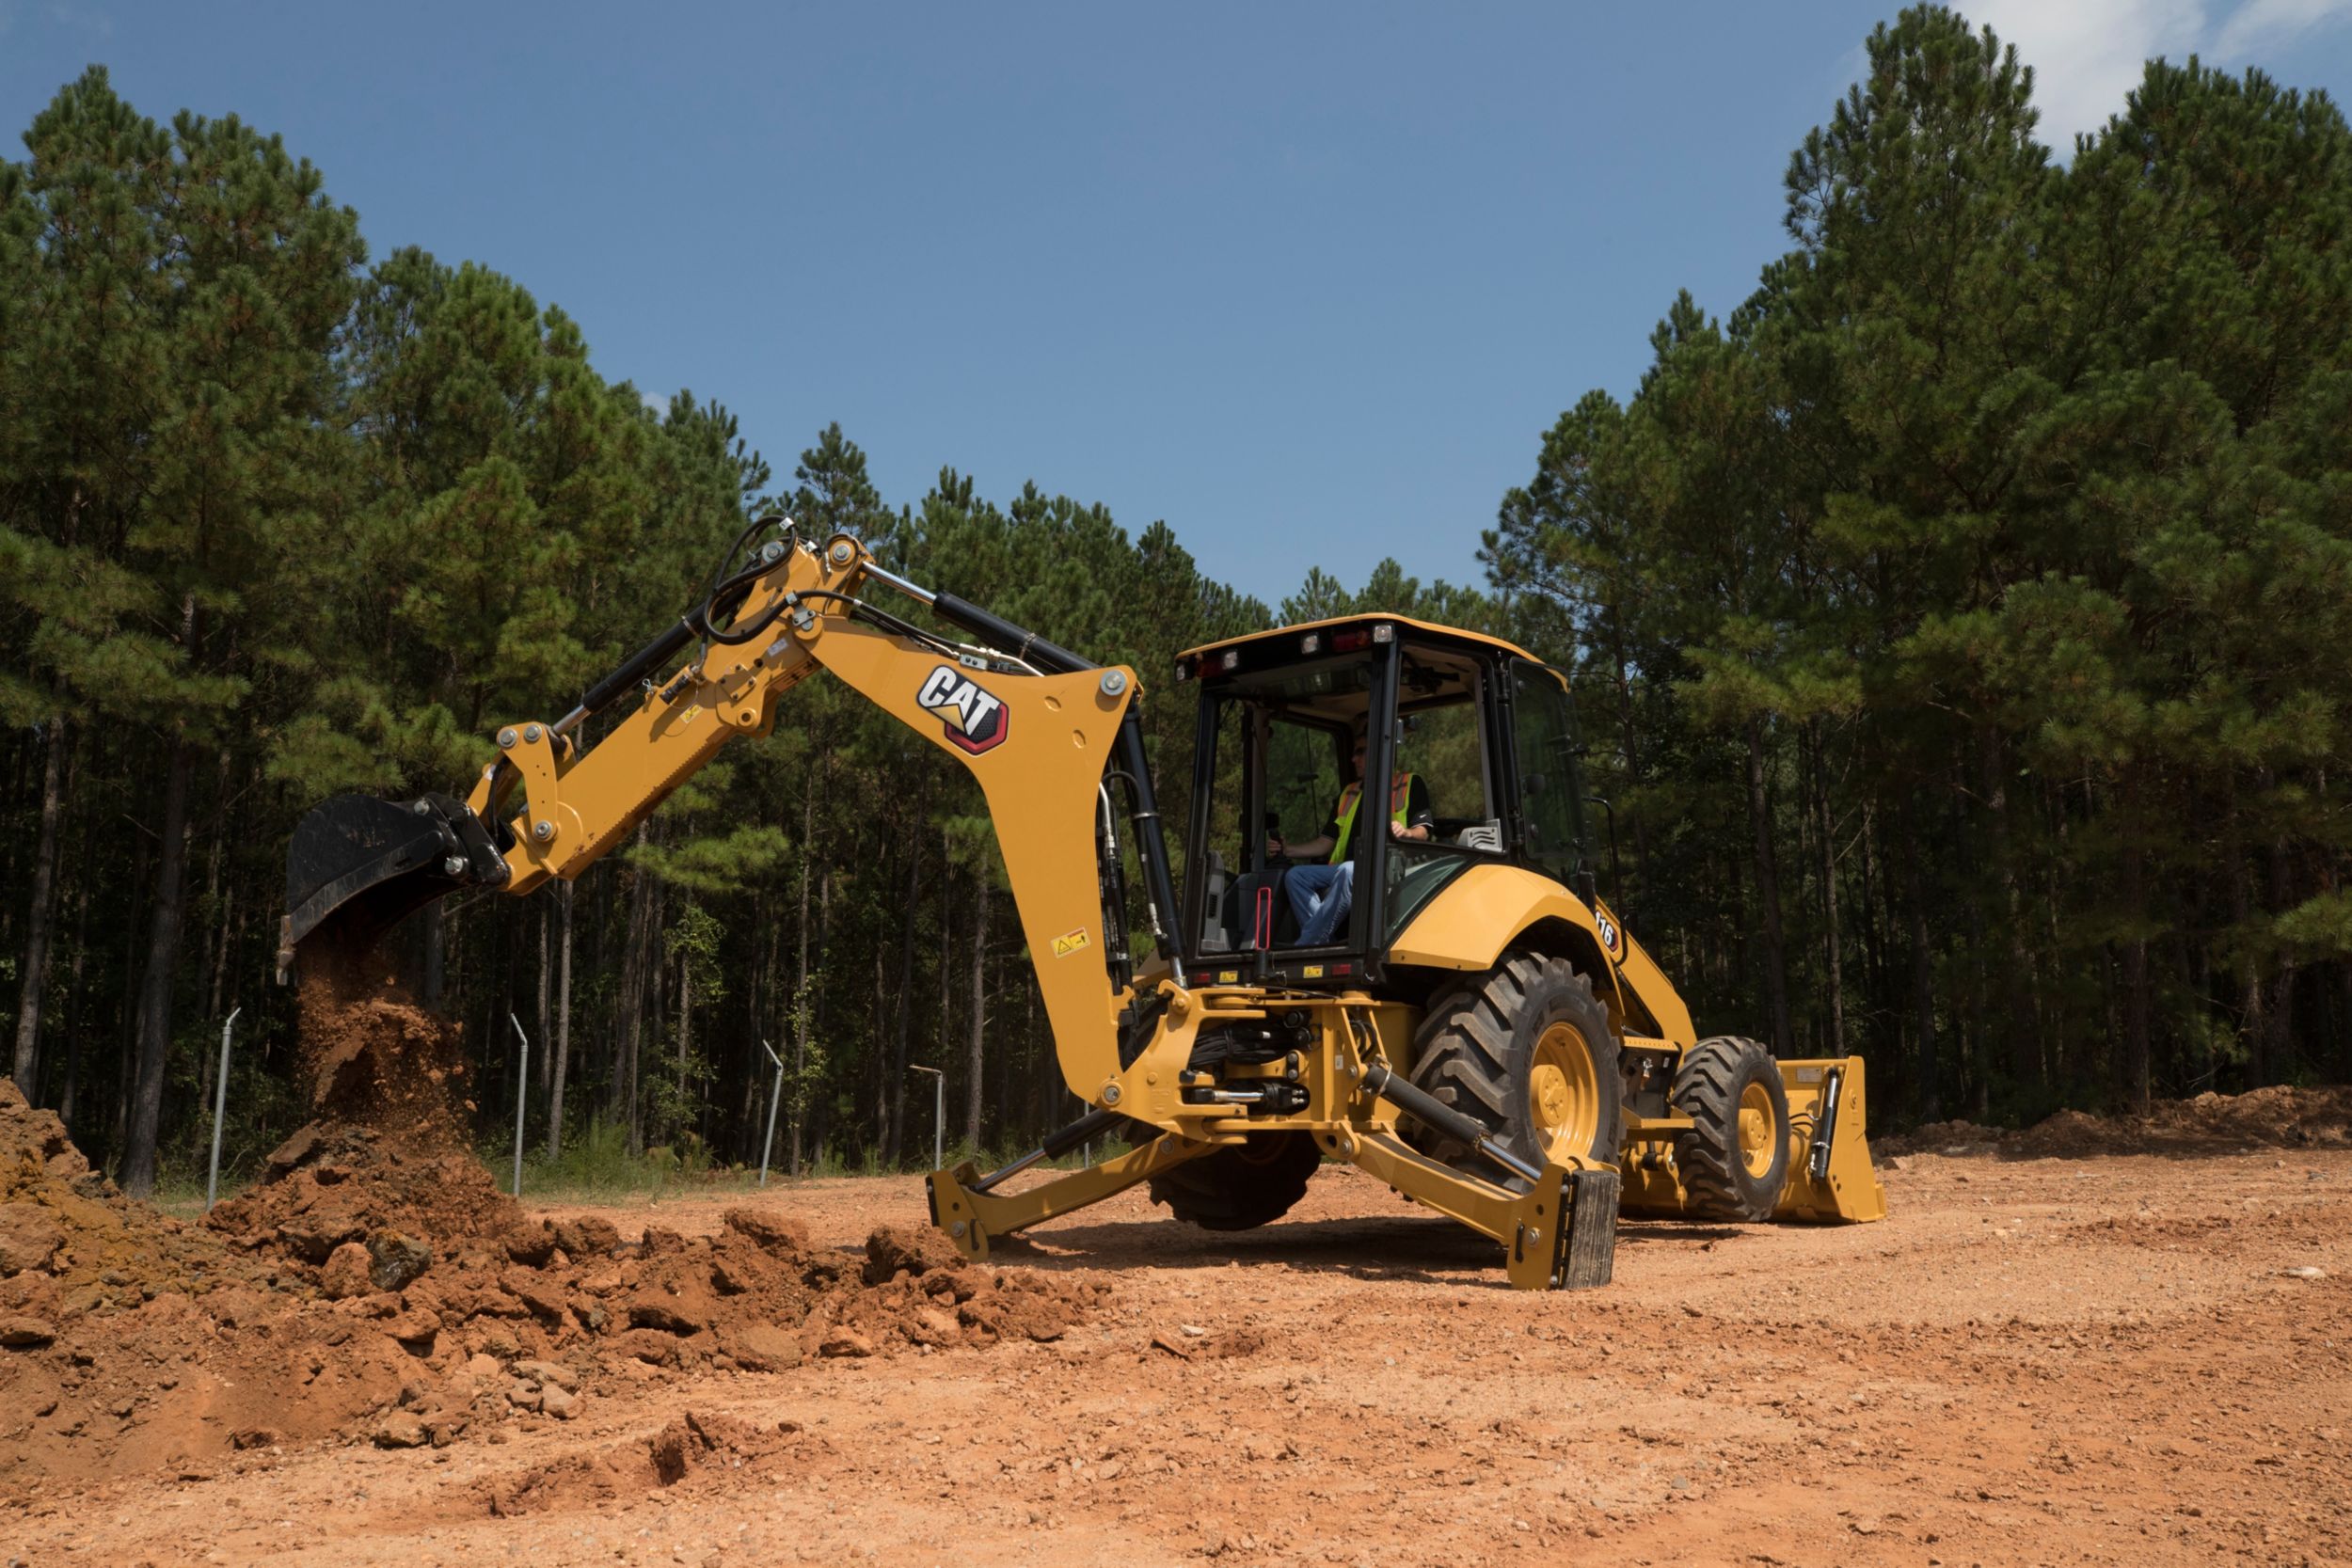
[138,1117,1141,1217]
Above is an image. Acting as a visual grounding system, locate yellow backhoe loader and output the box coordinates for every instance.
[280,521,1883,1290]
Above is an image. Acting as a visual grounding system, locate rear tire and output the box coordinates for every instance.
[1146,1132,1322,1231]
[1671,1036,1790,1221]
[1403,952,1622,1192]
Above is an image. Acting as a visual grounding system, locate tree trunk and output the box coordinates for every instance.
[1904,794,1940,1122]
[1813,724,1844,1057]
[10,714,68,1090]
[56,874,90,1127]
[2227,830,2262,1086]
[1742,718,1791,1054]
[789,784,816,1177]
[938,827,953,1081]
[799,865,834,1175]
[535,897,552,1095]
[2265,835,2298,1081]
[884,833,922,1165]
[121,736,198,1197]
[548,879,573,1158]
[965,869,990,1151]
[2121,847,2152,1115]
[616,829,662,1154]
[1976,728,2041,1094]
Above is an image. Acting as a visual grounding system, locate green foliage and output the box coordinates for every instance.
[1485,5,2352,1117]
[8,18,2349,1192]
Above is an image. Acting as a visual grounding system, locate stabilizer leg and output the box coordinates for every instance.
[928,1130,1215,1261]
[1336,1130,1619,1290]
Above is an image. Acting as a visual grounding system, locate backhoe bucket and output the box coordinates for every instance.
[276,793,501,983]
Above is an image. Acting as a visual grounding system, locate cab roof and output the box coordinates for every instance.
[1178,612,1543,668]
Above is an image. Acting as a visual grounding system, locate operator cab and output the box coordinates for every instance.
[1172,616,1595,990]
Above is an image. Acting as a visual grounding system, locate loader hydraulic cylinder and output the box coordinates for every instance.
[1809,1066,1844,1182]
[1362,1062,1545,1187]
[971,1106,1131,1193]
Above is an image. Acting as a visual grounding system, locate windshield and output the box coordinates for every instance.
[1184,650,1376,956]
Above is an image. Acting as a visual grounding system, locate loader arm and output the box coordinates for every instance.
[282,528,1173,1109]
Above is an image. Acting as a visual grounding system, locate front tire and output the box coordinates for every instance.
[1671,1036,1790,1221]
[1403,953,1622,1191]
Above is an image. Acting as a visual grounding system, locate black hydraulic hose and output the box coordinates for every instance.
[1115,714,1184,962]
[697,588,790,646]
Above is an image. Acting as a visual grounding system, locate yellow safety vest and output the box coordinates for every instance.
[1330,773,1416,863]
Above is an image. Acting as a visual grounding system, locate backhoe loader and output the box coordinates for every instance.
[280,520,1883,1290]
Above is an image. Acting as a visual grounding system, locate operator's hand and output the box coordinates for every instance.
[1264,833,1286,859]
[1391,821,1427,842]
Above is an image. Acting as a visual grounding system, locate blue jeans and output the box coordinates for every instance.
[1286,861,1354,945]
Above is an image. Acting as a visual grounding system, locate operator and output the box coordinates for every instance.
[1267,725,1433,946]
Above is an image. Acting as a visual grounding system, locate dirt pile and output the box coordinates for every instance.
[0,978,1106,1497]
[1880,1083,2352,1158]
[0,1076,237,1312]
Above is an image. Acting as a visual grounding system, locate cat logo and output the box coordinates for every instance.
[916,664,1009,755]
[1594,909,1625,963]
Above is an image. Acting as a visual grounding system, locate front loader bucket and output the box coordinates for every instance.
[1772,1055,1886,1222]
[277,793,501,983]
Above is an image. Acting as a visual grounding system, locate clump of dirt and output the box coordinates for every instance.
[483,1406,833,1516]
[1880,1084,2352,1158]
[0,973,1107,1499]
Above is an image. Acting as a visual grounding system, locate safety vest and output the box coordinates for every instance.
[1330,773,1416,863]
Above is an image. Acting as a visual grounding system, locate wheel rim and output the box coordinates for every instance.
[1528,1022,1601,1161]
[1737,1080,1777,1178]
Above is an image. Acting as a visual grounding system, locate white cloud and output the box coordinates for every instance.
[1953,0,2352,146]
[2214,0,2352,56]
[1961,0,2206,145]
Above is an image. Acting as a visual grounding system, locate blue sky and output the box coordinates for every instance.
[6,1,2351,599]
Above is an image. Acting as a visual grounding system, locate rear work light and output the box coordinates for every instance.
[1174,658,1194,682]
[1221,649,1242,672]
[1300,632,1321,655]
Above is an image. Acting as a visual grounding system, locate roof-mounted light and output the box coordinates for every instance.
[1300,632,1321,656]
[1372,624,1394,644]
[1220,649,1241,672]
[1174,658,1194,682]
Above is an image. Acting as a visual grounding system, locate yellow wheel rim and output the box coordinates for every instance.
[1528,1022,1602,1162]
[1738,1080,1777,1178]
